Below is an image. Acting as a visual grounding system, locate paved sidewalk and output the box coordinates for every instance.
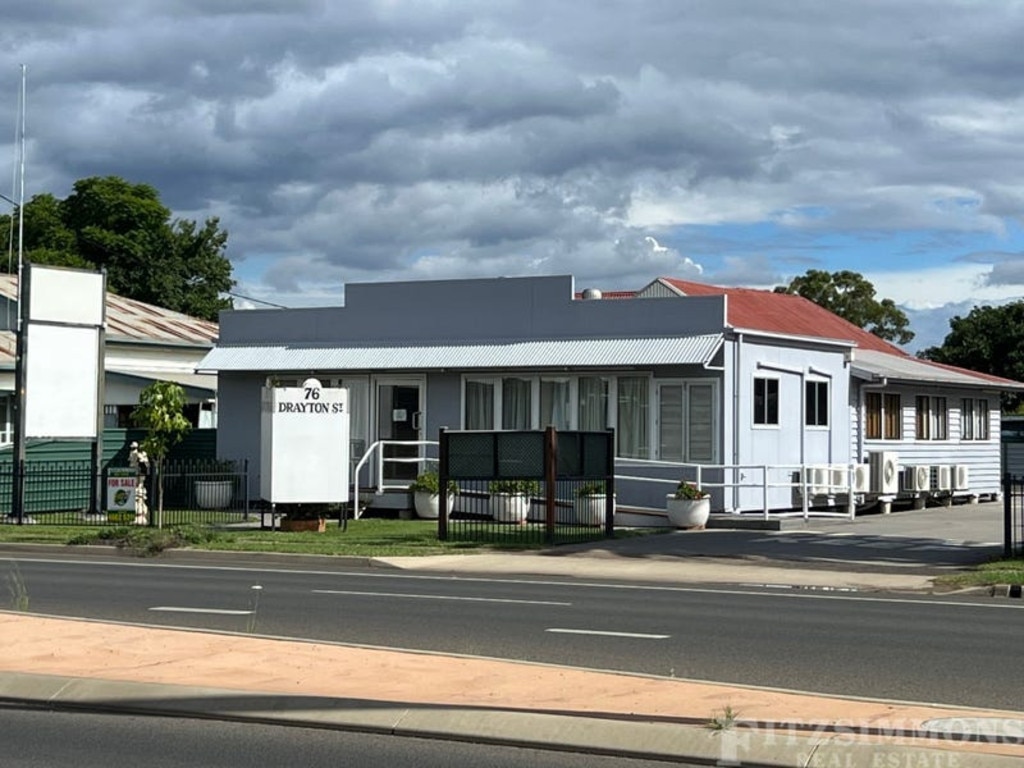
[2,611,1022,766]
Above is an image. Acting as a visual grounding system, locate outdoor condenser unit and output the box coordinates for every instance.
[903,465,931,493]
[868,451,899,494]
[933,465,952,492]
[953,464,970,491]
[852,464,871,493]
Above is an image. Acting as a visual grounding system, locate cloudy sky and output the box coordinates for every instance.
[3,1,1024,352]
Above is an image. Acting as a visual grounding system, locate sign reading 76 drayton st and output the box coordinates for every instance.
[259,378,350,504]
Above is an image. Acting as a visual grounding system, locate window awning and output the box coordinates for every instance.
[197,334,724,373]
[109,369,217,395]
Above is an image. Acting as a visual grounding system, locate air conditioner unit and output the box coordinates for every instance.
[953,464,970,491]
[904,465,931,493]
[933,465,952,492]
[852,464,871,493]
[868,451,899,495]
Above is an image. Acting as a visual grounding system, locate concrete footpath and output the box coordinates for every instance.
[2,543,1024,765]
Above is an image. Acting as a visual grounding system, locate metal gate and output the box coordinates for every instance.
[437,427,614,545]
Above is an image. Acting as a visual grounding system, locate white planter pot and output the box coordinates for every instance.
[195,480,234,510]
[666,495,710,529]
[413,491,455,519]
[490,493,531,523]
[573,495,615,526]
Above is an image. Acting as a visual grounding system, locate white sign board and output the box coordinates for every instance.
[27,265,105,325]
[24,324,101,438]
[260,379,350,504]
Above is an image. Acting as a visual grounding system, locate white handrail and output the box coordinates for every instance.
[351,439,439,519]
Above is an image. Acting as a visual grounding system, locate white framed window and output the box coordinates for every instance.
[539,378,572,430]
[464,378,496,430]
[961,398,989,441]
[616,375,650,459]
[657,380,718,463]
[866,392,901,440]
[915,396,948,440]
[577,376,610,431]
[753,377,779,426]
[805,380,829,427]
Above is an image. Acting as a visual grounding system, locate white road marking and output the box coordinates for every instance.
[148,606,252,615]
[545,628,669,639]
[312,589,570,606]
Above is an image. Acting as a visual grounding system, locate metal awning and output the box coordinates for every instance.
[851,349,1024,390]
[109,369,218,395]
[197,334,724,373]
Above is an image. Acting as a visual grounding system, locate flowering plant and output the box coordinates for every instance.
[672,480,707,500]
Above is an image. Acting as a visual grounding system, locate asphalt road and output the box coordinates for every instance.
[4,553,1023,710]
[0,704,684,768]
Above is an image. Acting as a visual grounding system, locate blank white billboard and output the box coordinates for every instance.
[24,324,100,438]
[27,265,105,325]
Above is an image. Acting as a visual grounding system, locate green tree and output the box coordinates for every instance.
[774,269,914,345]
[132,381,192,528]
[920,301,1024,412]
[0,176,234,320]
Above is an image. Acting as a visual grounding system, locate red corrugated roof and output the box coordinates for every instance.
[659,278,908,355]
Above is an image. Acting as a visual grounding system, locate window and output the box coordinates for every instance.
[753,377,779,426]
[577,377,609,431]
[464,379,495,429]
[866,392,901,440]
[915,396,947,440]
[617,376,649,459]
[501,377,532,429]
[961,398,990,441]
[658,382,716,463]
[805,380,829,427]
[540,379,572,430]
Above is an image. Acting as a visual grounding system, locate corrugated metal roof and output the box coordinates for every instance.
[654,278,905,354]
[0,274,217,346]
[852,349,1024,390]
[198,334,724,372]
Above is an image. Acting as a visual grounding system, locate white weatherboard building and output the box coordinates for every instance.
[199,275,1024,518]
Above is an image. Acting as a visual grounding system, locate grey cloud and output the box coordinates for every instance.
[3,0,1024,306]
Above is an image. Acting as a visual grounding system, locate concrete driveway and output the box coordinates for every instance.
[553,500,1006,574]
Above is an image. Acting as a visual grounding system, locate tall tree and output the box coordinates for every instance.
[920,302,1024,412]
[774,269,914,345]
[0,176,233,321]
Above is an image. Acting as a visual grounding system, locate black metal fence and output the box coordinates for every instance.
[437,427,615,545]
[0,459,250,527]
[1004,473,1024,558]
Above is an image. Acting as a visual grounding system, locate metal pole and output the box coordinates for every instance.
[438,427,448,541]
[10,263,29,523]
[604,428,615,538]
[544,426,556,543]
[1004,473,1013,559]
[90,270,107,515]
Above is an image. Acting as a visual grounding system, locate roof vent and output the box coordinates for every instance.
[581,288,603,300]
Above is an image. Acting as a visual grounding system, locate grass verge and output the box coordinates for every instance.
[0,519,661,558]
[934,557,1024,588]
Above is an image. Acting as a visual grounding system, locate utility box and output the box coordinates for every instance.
[260,378,350,504]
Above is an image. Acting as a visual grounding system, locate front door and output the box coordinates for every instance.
[376,381,423,484]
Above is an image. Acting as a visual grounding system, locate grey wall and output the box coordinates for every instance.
[219,275,727,345]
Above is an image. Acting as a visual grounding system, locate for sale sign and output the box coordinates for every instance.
[106,468,137,521]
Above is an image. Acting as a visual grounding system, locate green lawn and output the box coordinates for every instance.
[935,557,1024,588]
[0,519,659,558]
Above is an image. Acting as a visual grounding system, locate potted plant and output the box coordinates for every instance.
[574,481,614,526]
[666,480,711,529]
[194,459,236,510]
[279,503,327,533]
[488,478,540,523]
[408,471,458,519]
